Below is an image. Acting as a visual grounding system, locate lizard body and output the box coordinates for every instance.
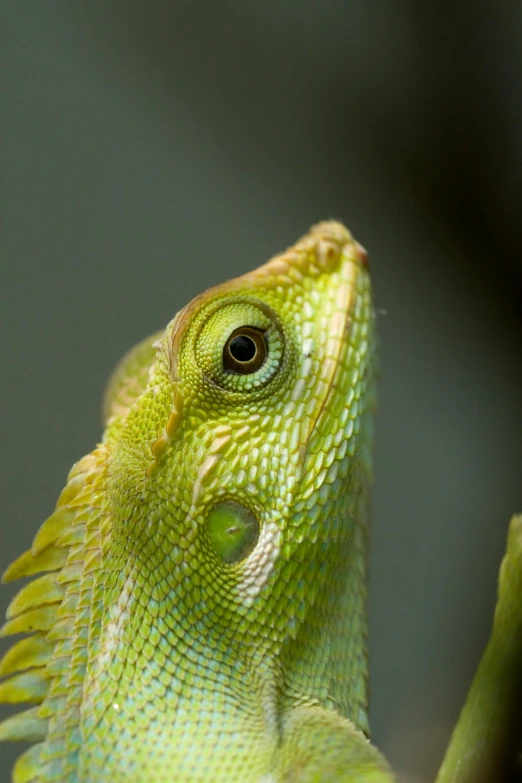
[0,223,393,782]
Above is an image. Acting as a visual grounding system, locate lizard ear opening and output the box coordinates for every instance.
[206,501,260,564]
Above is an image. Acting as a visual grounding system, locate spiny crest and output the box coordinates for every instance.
[0,317,164,781]
[0,449,107,782]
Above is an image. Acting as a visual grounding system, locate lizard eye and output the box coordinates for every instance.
[193,300,285,392]
[223,327,267,374]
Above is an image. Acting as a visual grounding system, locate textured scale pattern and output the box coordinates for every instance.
[0,222,393,782]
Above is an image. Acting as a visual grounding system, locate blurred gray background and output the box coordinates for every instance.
[0,2,521,781]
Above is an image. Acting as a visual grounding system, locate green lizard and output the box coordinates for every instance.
[0,222,391,782]
[0,221,520,782]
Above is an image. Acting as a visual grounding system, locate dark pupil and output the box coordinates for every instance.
[229,335,257,363]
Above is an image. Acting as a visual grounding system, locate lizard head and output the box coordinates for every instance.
[108,221,374,619]
[99,221,376,749]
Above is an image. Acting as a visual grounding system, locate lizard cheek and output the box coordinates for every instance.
[206,500,260,564]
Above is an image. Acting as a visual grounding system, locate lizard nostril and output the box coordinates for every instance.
[355,242,369,267]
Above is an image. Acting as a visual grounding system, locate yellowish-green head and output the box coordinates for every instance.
[106,220,372,615]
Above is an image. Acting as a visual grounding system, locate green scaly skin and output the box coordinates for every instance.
[2,221,521,782]
[0,223,393,782]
